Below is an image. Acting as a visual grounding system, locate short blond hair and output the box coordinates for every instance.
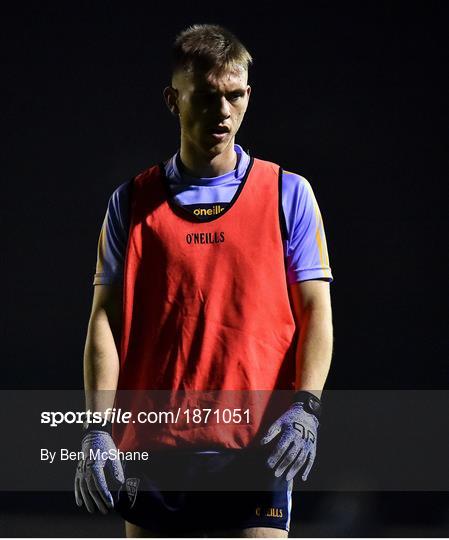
[172,24,253,76]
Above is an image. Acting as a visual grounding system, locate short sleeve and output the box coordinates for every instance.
[93,180,132,285]
[281,171,333,284]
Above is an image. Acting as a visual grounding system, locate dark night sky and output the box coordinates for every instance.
[1,1,447,389]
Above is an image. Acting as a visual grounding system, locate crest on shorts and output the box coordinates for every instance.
[125,477,140,508]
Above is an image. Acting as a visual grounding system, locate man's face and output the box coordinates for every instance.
[170,66,251,158]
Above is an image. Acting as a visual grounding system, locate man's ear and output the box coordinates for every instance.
[163,86,180,116]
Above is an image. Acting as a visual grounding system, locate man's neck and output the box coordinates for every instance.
[179,141,237,178]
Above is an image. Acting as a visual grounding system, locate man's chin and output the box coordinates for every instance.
[202,137,233,156]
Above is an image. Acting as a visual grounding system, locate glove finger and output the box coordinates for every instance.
[286,449,308,482]
[110,457,125,484]
[79,476,96,513]
[274,442,301,478]
[266,431,293,468]
[261,421,282,445]
[74,475,83,507]
[301,449,316,481]
[90,464,114,508]
[87,470,111,514]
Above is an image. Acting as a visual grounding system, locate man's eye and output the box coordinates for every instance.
[229,93,242,102]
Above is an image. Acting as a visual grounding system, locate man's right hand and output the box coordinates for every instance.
[74,430,125,514]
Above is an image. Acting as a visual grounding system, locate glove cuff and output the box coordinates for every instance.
[293,391,322,419]
[82,419,113,436]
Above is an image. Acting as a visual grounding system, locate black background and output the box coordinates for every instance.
[1,0,448,536]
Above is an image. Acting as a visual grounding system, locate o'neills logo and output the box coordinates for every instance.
[193,205,224,217]
[255,507,283,518]
[186,232,225,245]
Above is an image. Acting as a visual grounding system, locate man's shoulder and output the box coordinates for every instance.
[280,169,314,210]
[251,156,279,176]
[282,169,310,189]
[110,162,164,201]
[134,162,163,182]
[107,178,133,213]
[252,157,309,188]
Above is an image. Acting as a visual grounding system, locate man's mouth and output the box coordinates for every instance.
[209,125,230,141]
[209,125,230,135]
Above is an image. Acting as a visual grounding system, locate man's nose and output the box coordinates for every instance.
[218,96,231,119]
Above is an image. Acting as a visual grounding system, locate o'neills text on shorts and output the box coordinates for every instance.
[186,232,225,245]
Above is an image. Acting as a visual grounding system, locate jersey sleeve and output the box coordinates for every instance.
[93,180,132,285]
[281,171,333,284]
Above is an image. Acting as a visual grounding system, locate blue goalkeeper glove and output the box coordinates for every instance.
[74,427,124,514]
[261,392,321,482]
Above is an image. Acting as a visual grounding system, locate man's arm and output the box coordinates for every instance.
[289,279,333,399]
[261,279,333,481]
[75,284,124,514]
[83,284,122,415]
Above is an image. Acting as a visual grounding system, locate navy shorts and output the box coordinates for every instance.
[115,448,292,534]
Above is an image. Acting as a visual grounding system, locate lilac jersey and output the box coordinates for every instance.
[94,145,332,286]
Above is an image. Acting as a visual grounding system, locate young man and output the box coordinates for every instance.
[74,24,333,538]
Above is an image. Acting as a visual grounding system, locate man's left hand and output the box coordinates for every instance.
[261,402,318,482]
